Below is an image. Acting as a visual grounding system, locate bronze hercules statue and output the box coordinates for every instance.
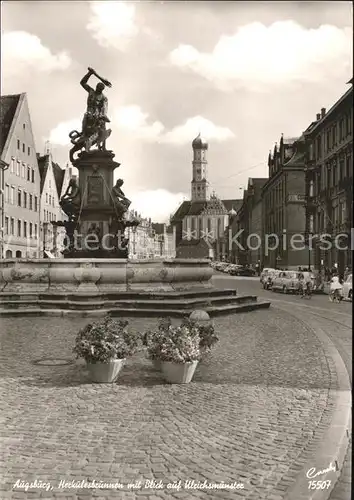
[69,67,112,163]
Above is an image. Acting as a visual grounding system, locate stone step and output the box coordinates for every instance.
[0,300,271,317]
[0,294,258,311]
[0,288,237,301]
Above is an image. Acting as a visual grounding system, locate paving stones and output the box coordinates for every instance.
[0,311,334,499]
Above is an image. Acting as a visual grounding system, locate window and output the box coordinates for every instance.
[17,139,20,150]
[28,146,30,156]
[5,216,9,235]
[332,126,336,146]
[35,224,38,239]
[345,112,352,136]
[332,165,336,187]
[29,223,33,238]
[17,189,22,207]
[23,123,25,130]
[5,184,9,203]
[23,191,27,209]
[34,196,38,212]
[339,119,344,142]
[46,193,48,203]
[10,186,15,204]
[27,167,31,181]
[10,157,15,174]
[22,143,25,153]
[52,196,54,207]
[49,195,51,205]
[29,194,33,210]
[17,220,21,237]
[339,159,344,182]
[346,155,352,178]
[22,163,26,178]
[31,169,34,183]
[16,160,20,176]
[316,136,321,159]
[49,180,51,189]
[10,218,14,235]
[23,221,27,237]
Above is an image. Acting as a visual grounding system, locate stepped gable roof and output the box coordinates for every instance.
[37,154,50,194]
[52,161,65,198]
[0,94,21,156]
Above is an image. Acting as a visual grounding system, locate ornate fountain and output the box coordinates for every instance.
[0,68,270,316]
[58,67,139,258]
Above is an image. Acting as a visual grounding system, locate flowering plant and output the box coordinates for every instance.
[144,317,201,363]
[180,317,219,351]
[73,317,141,363]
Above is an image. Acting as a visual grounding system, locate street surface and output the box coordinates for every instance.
[0,274,351,500]
[213,273,352,500]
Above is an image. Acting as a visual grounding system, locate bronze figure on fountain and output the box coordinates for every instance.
[60,178,81,222]
[69,67,112,164]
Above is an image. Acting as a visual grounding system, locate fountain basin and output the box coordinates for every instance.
[0,258,213,293]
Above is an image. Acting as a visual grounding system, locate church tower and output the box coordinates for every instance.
[191,133,209,201]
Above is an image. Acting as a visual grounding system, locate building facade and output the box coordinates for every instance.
[232,178,267,266]
[37,152,71,257]
[171,135,241,259]
[126,211,176,259]
[262,135,309,270]
[304,81,353,275]
[0,93,41,258]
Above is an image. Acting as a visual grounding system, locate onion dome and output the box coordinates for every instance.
[229,207,237,216]
[192,133,208,150]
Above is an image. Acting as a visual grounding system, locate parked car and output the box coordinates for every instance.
[263,270,281,290]
[271,271,301,293]
[229,265,243,276]
[260,268,276,286]
[343,273,352,301]
[237,266,256,276]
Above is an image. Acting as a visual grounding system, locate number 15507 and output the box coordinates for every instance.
[308,480,331,490]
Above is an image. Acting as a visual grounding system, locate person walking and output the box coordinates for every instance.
[329,274,343,302]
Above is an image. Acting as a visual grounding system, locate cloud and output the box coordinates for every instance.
[161,116,234,145]
[47,119,81,146]
[169,21,352,89]
[114,105,165,141]
[87,1,139,50]
[130,189,187,223]
[2,31,71,76]
[114,106,234,144]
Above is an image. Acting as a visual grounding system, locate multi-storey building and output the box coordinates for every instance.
[37,152,71,257]
[304,80,353,275]
[232,178,267,266]
[262,135,309,270]
[0,93,41,258]
[151,223,176,259]
[171,134,241,259]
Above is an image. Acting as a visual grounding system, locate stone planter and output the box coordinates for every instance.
[152,359,161,371]
[161,360,199,384]
[86,359,125,383]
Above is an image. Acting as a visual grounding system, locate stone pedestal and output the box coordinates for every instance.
[65,150,129,258]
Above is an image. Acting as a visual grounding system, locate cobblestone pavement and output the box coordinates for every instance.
[0,307,340,500]
[214,275,352,500]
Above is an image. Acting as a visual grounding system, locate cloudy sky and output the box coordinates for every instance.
[2,1,352,222]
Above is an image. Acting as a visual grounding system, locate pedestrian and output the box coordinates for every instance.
[329,274,343,302]
[344,266,350,281]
